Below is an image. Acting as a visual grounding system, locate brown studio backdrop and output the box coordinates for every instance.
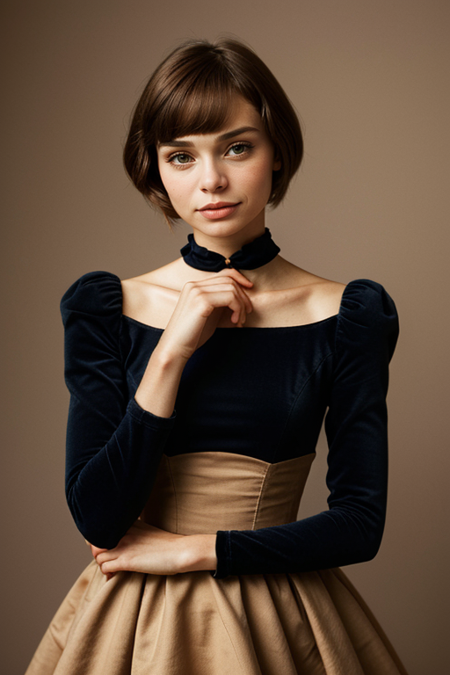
[1,1,449,673]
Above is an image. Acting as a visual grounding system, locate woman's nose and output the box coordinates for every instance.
[199,159,228,193]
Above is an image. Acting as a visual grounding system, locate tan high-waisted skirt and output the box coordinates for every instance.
[25,452,408,675]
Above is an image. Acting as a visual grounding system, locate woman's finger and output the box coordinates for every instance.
[183,273,253,306]
[90,546,118,579]
[226,280,253,315]
[90,544,108,559]
[100,559,123,575]
[188,268,253,291]
[96,549,118,563]
[196,290,248,325]
[215,268,253,288]
[199,283,252,316]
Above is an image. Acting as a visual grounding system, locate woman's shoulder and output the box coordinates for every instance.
[338,278,398,326]
[271,264,398,347]
[60,271,122,322]
[298,272,346,323]
[289,271,399,364]
[289,266,397,326]
[60,260,186,329]
[121,260,185,329]
[335,278,399,360]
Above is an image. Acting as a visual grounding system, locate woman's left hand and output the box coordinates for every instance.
[90,520,190,578]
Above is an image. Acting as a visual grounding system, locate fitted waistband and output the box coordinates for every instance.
[141,451,315,534]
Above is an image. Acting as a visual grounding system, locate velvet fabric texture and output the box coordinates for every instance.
[60,272,398,578]
[180,227,281,271]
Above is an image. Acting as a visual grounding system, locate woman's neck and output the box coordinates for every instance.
[243,256,299,292]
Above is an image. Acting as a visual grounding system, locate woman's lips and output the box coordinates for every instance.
[197,203,240,220]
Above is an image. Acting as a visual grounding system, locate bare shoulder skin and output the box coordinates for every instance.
[121,255,346,330]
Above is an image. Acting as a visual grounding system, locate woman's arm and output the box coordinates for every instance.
[211,279,399,577]
[62,269,252,551]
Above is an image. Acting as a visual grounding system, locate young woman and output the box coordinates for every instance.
[26,38,408,674]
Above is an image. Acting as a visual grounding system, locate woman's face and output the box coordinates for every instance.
[157,96,280,247]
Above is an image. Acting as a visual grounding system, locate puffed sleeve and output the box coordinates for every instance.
[213,279,399,578]
[61,271,176,549]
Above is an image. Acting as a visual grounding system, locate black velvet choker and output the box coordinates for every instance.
[180,228,280,272]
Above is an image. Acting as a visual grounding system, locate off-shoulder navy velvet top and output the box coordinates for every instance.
[61,272,399,579]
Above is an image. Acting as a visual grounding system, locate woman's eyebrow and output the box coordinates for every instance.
[217,126,259,142]
[159,126,259,148]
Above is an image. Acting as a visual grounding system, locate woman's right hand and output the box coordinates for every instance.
[156,268,253,362]
[135,268,253,418]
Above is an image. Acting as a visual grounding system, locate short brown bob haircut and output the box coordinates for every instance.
[123,38,303,224]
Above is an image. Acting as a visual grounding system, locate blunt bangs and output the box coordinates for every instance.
[124,38,303,224]
[154,79,236,144]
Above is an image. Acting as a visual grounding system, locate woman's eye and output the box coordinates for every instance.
[169,153,192,165]
[228,143,252,156]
